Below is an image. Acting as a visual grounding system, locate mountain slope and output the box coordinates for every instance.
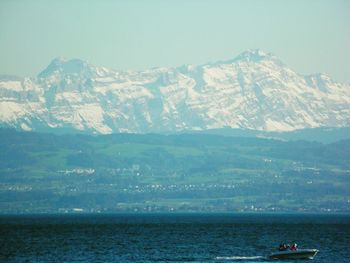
[1,49,349,134]
[0,129,349,213]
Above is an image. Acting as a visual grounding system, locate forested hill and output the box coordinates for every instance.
[0,129,349,213]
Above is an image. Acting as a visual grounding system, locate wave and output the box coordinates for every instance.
[215,255,266,261]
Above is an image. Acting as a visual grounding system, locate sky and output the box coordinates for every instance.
[0,0,349,83]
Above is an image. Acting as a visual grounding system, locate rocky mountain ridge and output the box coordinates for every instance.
[0,49,349,134]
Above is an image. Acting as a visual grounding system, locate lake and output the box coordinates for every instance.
[0,213,349,262]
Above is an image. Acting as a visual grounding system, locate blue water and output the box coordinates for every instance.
[0,213,349,262]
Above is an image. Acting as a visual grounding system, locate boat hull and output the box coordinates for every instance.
[269,249,318,260]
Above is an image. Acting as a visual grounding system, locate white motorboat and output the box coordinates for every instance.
[268,249,319,260]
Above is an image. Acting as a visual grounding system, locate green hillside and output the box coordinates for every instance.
[0,129,349,213]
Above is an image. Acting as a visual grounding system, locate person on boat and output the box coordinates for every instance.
[279,243,285,251]
[279,243,289,251]
[290,243,298,251]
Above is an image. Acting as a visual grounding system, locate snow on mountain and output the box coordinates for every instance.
[0,50,349,134]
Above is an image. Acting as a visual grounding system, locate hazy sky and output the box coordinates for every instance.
[0,0,349,82]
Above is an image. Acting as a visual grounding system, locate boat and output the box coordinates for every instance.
[268,249,319,260]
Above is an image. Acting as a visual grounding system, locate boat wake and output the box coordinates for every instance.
[215,255,266,261]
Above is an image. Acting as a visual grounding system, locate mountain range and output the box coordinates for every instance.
[1,49,349,134]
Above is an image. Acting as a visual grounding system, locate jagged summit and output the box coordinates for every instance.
[38,58,92,78]
[0,50,349,134]
[234,49,272,61]
[208,49,283,67]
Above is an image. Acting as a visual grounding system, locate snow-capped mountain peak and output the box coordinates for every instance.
[0,50,349,134]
